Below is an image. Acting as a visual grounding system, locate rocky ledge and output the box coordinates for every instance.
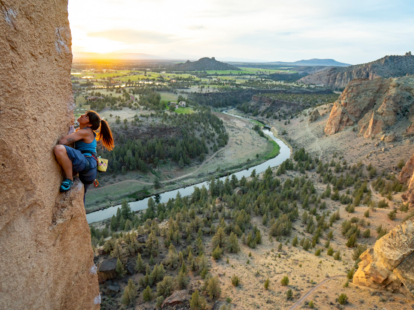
[353,219,414,297]
[324,76,414,138]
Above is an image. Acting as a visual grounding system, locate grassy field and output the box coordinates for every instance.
[159,92,178,102]
[72,70,131,79]
[264,139,280,160]
[250,119,264,127]
[175,107,193,114]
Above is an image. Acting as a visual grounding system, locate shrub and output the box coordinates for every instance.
[143,285,153,302]
[135,253,145,273]
[176,271,190,290]
[281,276,289,286]
[338,293,348,305]
[212,245,223,260]
[363,229,370,238]
[155,296,164,308]
[388,210,397,220]
[286,289,293,300]
[292,236,298,246]
[227,232,240,253]
[264,277,270,290]
[121,279,137,305]
[327,247,334,256]
[315,249,321,256]
[190,290,206,310]
[116,258,126,278]
[231,275,240,287]
[364,210,370,218]
[398,159,405,169]
[347,268,355,280]
[334,251,341,260]
[157,276,174,298]
[309,300,314,308]
[206,276,221,299]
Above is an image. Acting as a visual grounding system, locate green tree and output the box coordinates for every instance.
[264,277,270,290]
[286,289,293,300]
[226,232,240,253]
[190,290,207,310]
[212,227,227,248]
[212,245,223,260]
[231,275,240,287]
[176,270,190,289]
[135,253,145,273]
[116,258,126,278]
[121,279,137,305]
[281,276,289,286]
[338,293,348,305]
[143,285,153,302]
[206,276,221,299]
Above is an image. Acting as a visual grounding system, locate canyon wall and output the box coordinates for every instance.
[324,76,414,138]
[0,1,99,309]
[353,219,414,298]
[298,54,414,88]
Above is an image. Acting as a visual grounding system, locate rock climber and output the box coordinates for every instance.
[54,110,114,201]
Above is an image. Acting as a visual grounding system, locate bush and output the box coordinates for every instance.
[347,268,355,280]
[334,251,341,260]
[286,289,293,300]
[121,279,137,305]
[212,245,223,260]
[264,277,270,290]
[327,247,334,256]
[155,296,164,308]
[364,210,370,218]
[231,275,240,287]
[135,253,145,273]
[143,285,153,302]
[309,300,314,308]
[281,276,289,286]
[338,293,348,305]
[206,276,221,299]
[363,229,370,238]
[388,210,397,220]
[176,271,190,290]
[227,232,240,253]
[157,276,174,298]
[315,249,321,256]
[190,290,206,310]
[116,258,126,278]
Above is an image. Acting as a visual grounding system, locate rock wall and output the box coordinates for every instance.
[299,54,414,88]
[324,76,414,138]
[353,219,414,298]
[399,154,414,206]
[0,1,99,309]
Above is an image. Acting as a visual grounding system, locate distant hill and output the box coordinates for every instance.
[298,53,414,88]
[171,57,240,71]
[268,58,351,67]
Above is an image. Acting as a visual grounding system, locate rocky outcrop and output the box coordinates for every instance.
[353,219,414,297]
[399,154,414,206]
[299,54,414,88]
[0,1,99,309]
[171,57,240,71]
[309,109,321,122]
[324,76,414,138]
[162,290,190,308]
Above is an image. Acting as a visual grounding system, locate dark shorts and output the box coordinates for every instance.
[64,146,97,185]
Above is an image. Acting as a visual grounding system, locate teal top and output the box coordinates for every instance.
[75,130,97,154]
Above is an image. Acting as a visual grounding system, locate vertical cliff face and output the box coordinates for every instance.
[324,76,414,138]
[0,1,100,309]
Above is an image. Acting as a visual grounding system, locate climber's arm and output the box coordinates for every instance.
[58,129,88,145]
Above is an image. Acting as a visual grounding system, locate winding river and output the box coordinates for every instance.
[86,113,291,223]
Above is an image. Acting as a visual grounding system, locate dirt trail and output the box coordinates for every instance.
[306,119,323,159]
[288,275,346,310]
[94,145,229,189]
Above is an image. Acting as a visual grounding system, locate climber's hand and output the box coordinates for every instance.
[68,125,75,135]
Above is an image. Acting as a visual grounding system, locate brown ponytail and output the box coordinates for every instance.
[98,119,114,151]
[86,110,115,151]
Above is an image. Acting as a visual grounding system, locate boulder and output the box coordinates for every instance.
[324,76,414,138]
[107,283,120,293]
[353,219,414,297]
[137,235,147,243]
[308,109,321,122]
[98,258,118,283]
[385,133,396,143]
[162,290,190,308]
[0,1,99,309]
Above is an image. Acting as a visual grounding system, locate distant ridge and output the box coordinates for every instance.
[298,53,414,88]
[171,57,240,71]
[268,58,351,67]
[73,52,161,60]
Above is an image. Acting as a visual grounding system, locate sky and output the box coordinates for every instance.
[68,0,414,64]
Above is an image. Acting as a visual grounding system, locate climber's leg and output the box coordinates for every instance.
[54,145,73,180]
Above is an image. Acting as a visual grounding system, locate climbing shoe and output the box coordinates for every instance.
[60,179,73,192]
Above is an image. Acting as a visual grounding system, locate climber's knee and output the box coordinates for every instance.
[54,144,66,158]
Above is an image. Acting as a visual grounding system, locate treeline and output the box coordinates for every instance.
[98,111,228,174]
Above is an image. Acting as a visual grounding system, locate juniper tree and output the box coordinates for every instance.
[121,279,137,305]
[116,258,126,278]
[135,253,145,273]
[206,276,221,299]
[143,286,153,301]
[227,232,240,253]
[190,289,207,310]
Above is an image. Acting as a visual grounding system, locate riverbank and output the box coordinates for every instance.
[85,112,279,213]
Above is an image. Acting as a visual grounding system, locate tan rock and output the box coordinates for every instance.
[308,109,321,122]
[0,1,99,309]
[353,219,414,297]
[324,76,414,138]
[385,133,396,142]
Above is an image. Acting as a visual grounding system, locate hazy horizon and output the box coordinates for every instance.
[69,0,414,64]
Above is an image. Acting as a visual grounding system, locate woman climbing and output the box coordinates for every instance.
[54,110,114,200]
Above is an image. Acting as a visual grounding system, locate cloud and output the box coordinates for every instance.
[187,25,205,30]
[87,29,175,44]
